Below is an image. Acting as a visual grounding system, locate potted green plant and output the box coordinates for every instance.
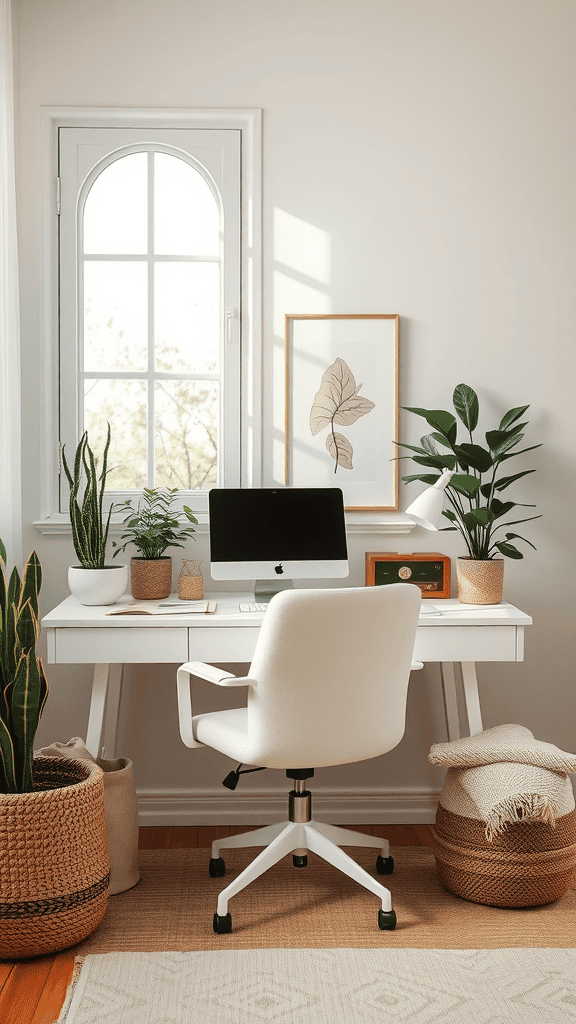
[0,538,110,958]
[61,424,128,605]
[112,487,198,599]
[397,383,541,603]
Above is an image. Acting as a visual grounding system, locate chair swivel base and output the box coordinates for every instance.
[209,818,396,933]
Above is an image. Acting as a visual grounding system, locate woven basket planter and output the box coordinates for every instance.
[433,803,576,907]
[456,557,504,604]
[131,556,172,600]
[0,757,110,959]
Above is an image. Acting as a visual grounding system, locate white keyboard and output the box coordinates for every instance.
[239,603,268,613]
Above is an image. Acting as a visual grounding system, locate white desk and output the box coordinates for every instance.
[42,592,532,759]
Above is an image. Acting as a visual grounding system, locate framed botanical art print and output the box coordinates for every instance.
[284,314,399,510]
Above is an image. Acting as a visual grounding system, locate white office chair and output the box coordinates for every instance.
[177,583,422,933]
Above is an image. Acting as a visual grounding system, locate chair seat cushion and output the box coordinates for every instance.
[193,708,249,763]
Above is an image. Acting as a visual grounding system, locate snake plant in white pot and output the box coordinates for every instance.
[398,384,542,604]
[62,424,128,605]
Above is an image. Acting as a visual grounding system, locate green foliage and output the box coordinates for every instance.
[0,540,48,793]
[62,425,115,569]
[397,384,541,560]
[112,488,199,560]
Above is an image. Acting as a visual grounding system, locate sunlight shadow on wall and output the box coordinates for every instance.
[271,208,333,483]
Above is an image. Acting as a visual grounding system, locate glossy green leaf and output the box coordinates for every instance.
[449,474,481,497]
[490,499,516,519]
[454,443,493,473]
[494,541,523,559]
[453,384,479,431]
[486,430,525,460]
[403,407,457,443]
[498,443,542,463]
[499,405,529,431]
[503,531,537,551]
[412,454,457,470]
[420,435,439,456]
[401,474,440,485]
[493,469,536,492]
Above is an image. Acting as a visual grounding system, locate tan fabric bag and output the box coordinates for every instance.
[34,738,140,894]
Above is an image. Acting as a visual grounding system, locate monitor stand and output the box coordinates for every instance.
[254,579,294,603]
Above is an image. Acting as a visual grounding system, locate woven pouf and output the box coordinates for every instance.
[433,773,576,907]
[0,757,110,958]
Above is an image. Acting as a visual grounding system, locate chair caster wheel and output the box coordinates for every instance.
[376,855,394,875]
[293,855,308,867]
[378,909,397,931]
[209,857,226,878]
[213,912,232,934]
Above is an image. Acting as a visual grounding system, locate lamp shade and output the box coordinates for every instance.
[404,470,454,531]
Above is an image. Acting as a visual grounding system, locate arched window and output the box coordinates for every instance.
[58,127,242,505]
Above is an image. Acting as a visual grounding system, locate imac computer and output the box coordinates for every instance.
[209,487,349,602]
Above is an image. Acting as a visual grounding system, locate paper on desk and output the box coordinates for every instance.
[106,599,217,615]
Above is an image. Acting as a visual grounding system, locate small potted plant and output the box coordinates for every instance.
[397,383,541,603]
[0,538,110,958]
[112,487,198,599]
[62,424,128,605]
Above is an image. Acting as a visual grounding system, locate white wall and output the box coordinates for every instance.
[14,0,576,822]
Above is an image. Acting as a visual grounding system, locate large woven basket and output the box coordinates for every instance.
[0,756,110,958]
[433,803,576,907]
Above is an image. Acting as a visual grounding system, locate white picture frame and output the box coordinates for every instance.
[284,314,399,511]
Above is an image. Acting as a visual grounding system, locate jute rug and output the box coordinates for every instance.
[71,846,575,953]
[58,948,576,1023]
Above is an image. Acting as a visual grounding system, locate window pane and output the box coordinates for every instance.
[155,380,218,490]
[155,263,219,373]
[154,153,219,256]
[84,262,148,372]
[84,379,147,490]
[83,153,148,255]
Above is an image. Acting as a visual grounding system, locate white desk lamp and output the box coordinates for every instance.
[404,469,454,531]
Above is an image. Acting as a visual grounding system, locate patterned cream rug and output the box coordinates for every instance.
[58,948,576,1024]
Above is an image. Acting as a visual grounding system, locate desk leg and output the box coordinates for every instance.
[440,663,460,741]
[85,663,124,760]
[461,661,483,736]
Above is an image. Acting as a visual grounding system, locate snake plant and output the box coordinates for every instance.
[397,383,542,560]
[62,424,114,569]
[0,538,48,793]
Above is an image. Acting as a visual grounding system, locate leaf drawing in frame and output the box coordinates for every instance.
[309,357,375,472]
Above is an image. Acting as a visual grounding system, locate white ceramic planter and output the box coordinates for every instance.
[68,565,128,606]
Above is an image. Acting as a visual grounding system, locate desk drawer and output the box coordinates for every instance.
[414,625,519,663]
[188,627,260,663]
[54,627,189,664]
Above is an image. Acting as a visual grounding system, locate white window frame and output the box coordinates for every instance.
[36,107,262,534]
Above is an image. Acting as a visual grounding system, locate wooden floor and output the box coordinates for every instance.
[0,824,434,1024]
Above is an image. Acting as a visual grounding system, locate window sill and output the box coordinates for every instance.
[33,512,416,537]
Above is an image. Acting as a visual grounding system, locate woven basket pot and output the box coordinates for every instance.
[456,557,504,604]
[0,757,110,959]
[131,556,172,600]
[433,803,576,907]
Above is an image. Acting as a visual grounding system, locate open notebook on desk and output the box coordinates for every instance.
[107,599,217,616]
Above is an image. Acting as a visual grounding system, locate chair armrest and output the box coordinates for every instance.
[176,662,256,750]
[183,661,256,687]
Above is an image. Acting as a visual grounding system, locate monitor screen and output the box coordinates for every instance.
[209,487,349,582]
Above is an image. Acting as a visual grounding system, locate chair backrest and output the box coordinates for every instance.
[244,584,421,769]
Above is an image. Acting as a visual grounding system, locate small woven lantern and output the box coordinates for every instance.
[178,559,204,600]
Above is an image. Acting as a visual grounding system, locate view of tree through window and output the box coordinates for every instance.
[80,149,221,491]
